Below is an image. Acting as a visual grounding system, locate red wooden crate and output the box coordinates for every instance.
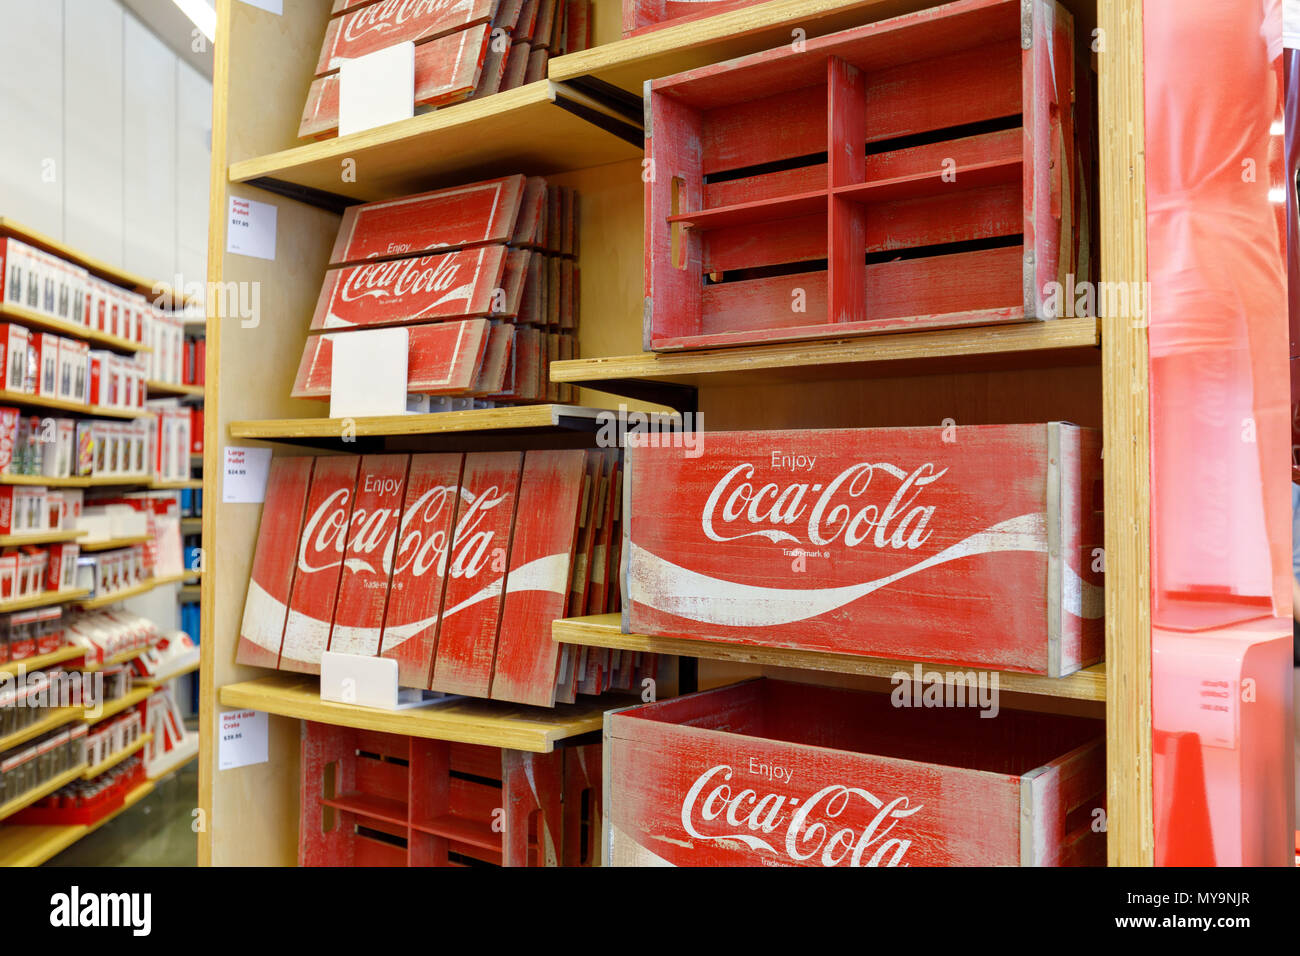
[299,721,600,867]
[643,0,1084,351]
[623,423,1103,676]
[605,679,1105,866]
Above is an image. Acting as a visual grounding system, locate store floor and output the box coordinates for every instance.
[45,761,198,867]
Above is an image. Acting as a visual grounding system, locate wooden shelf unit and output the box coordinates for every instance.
[200,0,1151,867]
[84,686,153,724]
[0,529,86,548]
[0,763,89,824]
[82,733,152,779]
[145,380,204,399]
[78,535,150,553]
[0,302,151,357]
[76,573,188,612]
[0,388,147,419]
[0,588,92,614]
[0,707,83,755]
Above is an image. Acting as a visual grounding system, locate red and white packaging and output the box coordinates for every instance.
[291,319,490,399]
[0,486,47,535]
[32,333,61,397]
[315,0,498,74]
[278,456,361,674]
[327,454,410,658]
[308,245,507,332]
[378,453,463,689]
[0,551,18,601]
[624,423,1104,677]
[57,338,89,404]
[329,175,525,265]
[429,451,522,697]
[0,324,30,393]
[45,542,79,592]
[489,448,587,706]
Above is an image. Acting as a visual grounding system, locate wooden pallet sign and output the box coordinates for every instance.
[238,450,622,702]
[605,679,1106,866]
[643,0,1083,351]
[623,423,1104,676]
[315,0,499,75]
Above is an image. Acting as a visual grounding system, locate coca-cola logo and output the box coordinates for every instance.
[681,764,922,867]
[341,0,469,43]
[701,461,947,549]
[297,482,508,579]
[338,255,465,304]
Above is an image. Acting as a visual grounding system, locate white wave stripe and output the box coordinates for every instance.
[629,513,1104,627]
[240,553,573,659]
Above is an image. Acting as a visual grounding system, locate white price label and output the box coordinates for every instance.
[226,196,277,260]
[223,445,273,503]
[218,710,268,771]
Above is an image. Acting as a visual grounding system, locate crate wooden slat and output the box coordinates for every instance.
[228,404,615,443]
[0,707,83,755]
[0,588,92,614]
[82,733,153,779]
[0,644,85,677]
[218,673,619,753]
[228,81,642,203]
[551,317,1100,393]
[0,763,89,824]
[0,529,86,548]
[0,779,155,867]
[554,613,1107,700]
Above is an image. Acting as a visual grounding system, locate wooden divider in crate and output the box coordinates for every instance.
[643,0,1083,351]
[299,721,601,867]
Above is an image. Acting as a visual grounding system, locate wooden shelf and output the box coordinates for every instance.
[551,318,1101,399]
[218,673,625,753]
[0,644,86,677]
[0,388,146,419]
[0,763,89,824]
[550,0,958,93]
[0,302,149,356]
[180,518,202,534]
[0,474,155,489]
[78,534,150,552]
[82,645,149,673]
[76,573,189,611]
[0,779,154,866]
[0,588,92,613]
[145,380,204,399]
[228,404,617,446]
[0,529,85,548]
[83,733,152,779]
[179,585,201,603]
[553,614,1108,702]
[0,217,192,307]
[0,707,84,755]
[84,686,153,724]
[138,659,199,685]
[227,81,642,205]
[147,479,202,490]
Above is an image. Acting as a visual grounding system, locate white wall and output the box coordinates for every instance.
[0,0,211,286]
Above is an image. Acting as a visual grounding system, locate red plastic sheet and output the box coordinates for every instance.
[1144,0,1294,865]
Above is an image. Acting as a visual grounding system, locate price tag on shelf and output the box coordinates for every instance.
[338,42,416,138]
[223,445,273,503]
[218,709,268,771]
[226,196,277,261]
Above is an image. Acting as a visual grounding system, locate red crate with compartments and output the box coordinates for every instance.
[298,721,601,867]
[643,0,1089,351]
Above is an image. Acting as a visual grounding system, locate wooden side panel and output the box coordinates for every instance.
[280,456,361,675]
[329,454,411,658]
[299,722,358,867]
[430,451,523,696]
[644,91,703,347]
[502,749,564,867]
[330,174,525,264]
[237,456,313,669]
[490,449,587,706]
[1021,740,1106,866]
[379,453,465,689]
[563,743,602,866]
